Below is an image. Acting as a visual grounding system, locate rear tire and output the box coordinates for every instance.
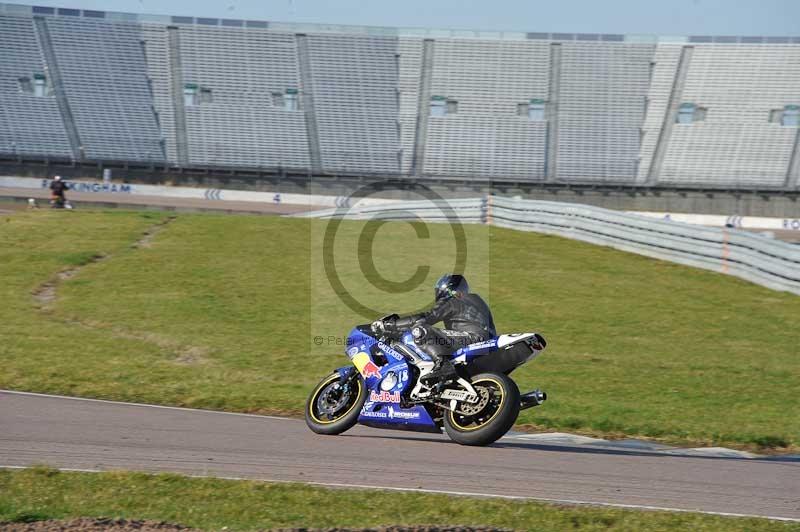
[443,372,520,446]
[305,372,366,435]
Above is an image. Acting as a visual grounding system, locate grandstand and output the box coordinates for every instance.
[1,3,799,190]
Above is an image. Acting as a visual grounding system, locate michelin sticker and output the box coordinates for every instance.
[387,406,420,420]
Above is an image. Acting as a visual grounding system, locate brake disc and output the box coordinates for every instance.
[456,385,490,416]
[318,382,348,416]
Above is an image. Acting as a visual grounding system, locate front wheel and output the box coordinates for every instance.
[443,372,520,446]
[305,372,366,435]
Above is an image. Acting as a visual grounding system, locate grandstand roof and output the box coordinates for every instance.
[1,2,798,44]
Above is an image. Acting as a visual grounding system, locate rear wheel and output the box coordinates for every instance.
[305,372,366,435]
[443,372,520,446]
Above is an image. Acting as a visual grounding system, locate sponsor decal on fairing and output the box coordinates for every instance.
[441,389,478,402]
[370,390,401,403]
[378,342,405,362]
[352,352,382,379]
[361,409,388,419]
[387,406,420,420]
[464,339,497,351]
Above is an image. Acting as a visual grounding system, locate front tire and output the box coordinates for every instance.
[443,372,520,446]
[305,372,366,435]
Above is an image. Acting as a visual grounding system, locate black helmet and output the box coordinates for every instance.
[434,274,469,302]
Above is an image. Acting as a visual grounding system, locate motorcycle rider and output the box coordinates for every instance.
[372,274,496,381]
[49,175,67,208]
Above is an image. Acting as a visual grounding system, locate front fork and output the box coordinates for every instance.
[335,365,356,383]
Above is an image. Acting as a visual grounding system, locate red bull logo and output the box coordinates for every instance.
[352,352,382,379]
[361,360,381,379]
[370,390,401,403]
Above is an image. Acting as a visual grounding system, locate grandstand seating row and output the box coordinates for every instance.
[0,3,798,188]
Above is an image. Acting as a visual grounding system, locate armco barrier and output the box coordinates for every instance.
[294,198,485,223]
[298,196,800,296]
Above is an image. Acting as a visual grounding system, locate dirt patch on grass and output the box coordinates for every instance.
[122,330,211,365]
[31,254,107,306]
[173,346,209,365]
[132,216,176,249]
[32,216,175,308]
[0,518,199,531]
[58,318,212,366]
[103,326,211,365]
[28,215,209,363]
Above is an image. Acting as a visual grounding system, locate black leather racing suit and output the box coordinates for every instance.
[389,293,497,360]
[50,180,67,199]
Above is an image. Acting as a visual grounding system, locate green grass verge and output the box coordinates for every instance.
[0,210,798,450]
[1,468,796,531]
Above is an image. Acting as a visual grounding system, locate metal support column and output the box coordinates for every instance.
[167,26,189,166]
[295,33,323,174]
[647,45,694,184]
[545,42,562,181]
[411,39,435,176]
[34,16,83,161]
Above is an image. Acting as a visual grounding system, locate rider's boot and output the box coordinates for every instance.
[422,354,457,382]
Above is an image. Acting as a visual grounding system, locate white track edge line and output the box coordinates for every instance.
[0,389,291,421]
[1,465,797,523]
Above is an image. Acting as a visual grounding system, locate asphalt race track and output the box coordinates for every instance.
[1,390,798,521]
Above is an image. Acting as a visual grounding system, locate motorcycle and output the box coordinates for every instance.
[50,196,73,209]
[305,316,547,446]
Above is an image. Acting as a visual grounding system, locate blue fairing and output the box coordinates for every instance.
[346,327,378,356]
[345,327,438,429]
[344,326,507,430]
[359,402,436,427]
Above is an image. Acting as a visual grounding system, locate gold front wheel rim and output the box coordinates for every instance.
[308,374,362,425]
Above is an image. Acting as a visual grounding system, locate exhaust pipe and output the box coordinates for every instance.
[520,389,546,410]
